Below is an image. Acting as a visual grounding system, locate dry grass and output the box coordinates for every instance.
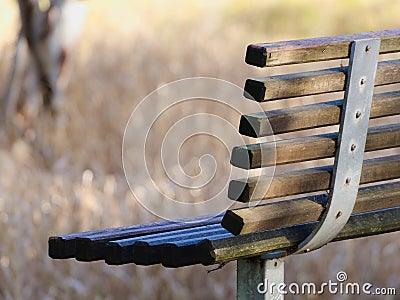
[0,0,399,299]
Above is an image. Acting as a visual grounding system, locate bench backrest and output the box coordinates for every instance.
[217,29,400,262]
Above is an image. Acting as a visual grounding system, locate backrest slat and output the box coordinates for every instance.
[245,60,400,101]
[222,182,400,235]
[229,155,400,202]
[239,91,400,137]
[231,123,400,169]
[246,28,400,67]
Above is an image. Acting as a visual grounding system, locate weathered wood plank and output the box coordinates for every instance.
[228,155,400,202]
[74,214,223,262]
[240,91,400,137]
[105,224,225,265]
[49,229,112,259]
[245,29,400,67]
[232,123,400,169]
[222,182,400,235]
[135,231,233,267]
[244,60,400,101]
[49,213,222,261]
[160,233,233,268]
[198,206,400,265]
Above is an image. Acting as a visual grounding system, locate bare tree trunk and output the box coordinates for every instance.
[1,0,86,165]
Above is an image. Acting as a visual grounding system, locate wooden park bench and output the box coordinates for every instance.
[48,29,400,299]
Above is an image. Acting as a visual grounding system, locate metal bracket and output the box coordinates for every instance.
[295,38,381,254]
[237,255,285,300]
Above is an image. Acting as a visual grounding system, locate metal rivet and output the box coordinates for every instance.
[345,177,351,185]
[355,111,361,119]
[322,49,326,53]
[351,144,356,151]
[336,211,343,219]
[360,78,366,85]
[304,249,310,253]
[366,45,371,52]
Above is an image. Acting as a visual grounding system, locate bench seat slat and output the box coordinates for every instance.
[133,231,233,267]
[246,29,400,67]
[160,233,233,268]
[228,154,400,202]
[232,123,400,169]
[222,182,400,235]
[48,213,222,260]
[245,60,400,101]
[74,215,224,262]
[104,224,226,265]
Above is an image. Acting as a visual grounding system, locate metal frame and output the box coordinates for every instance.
[237,38,381,299]
[295,38,380,253]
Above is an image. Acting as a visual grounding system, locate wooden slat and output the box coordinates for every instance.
[105,224,225,265]
[74,214,223,261]
[197,206,400,265]
[232,123,400,169]
[228,155,400,202]
[245,29,400,67]
[49,213,222,261]
[222,182,400,235]
[49,228,113,259]
[244,60,400,102]
[134,232,231,267]
[240,91,400,137]
[160,233,233,268]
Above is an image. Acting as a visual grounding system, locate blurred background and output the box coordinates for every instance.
[0,0,399,299]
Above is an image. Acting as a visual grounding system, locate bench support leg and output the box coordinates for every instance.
[237,256,285,300]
